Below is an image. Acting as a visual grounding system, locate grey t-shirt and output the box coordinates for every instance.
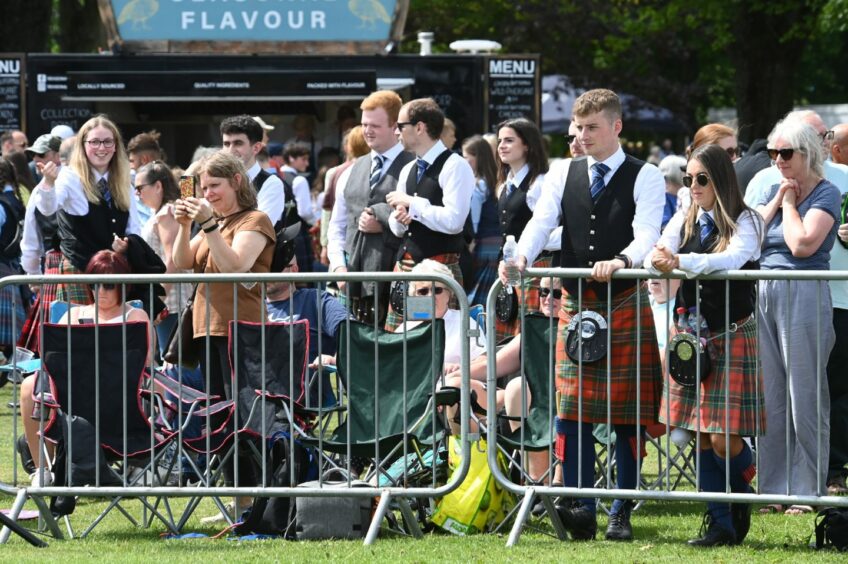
[756,179,841,270]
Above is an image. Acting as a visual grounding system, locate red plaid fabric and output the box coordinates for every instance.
[16,250,63,354]
[555,284,661,425]
[660,316,765,436]
[495,253,553,343]
[383,253,463,332]
[56,255,93,305]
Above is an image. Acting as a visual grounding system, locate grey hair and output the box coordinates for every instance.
[767,119,824,178]
[409,259,453,295]
[659,155,687,187]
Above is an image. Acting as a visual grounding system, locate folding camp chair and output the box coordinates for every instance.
[28,321,181,538]
[301,318,447,538]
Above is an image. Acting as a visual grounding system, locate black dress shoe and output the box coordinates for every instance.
[605,502,633,541]
[731,502,752,545]
[687,513,736,547]
[555,500,597,540]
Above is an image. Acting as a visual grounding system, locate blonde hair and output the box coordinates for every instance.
[344,126,370,158]
[70,115,131,212]
[197,151,256,211]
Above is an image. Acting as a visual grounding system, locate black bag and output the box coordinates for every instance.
[293,469,373,540]
[233,432,314,537]
[814,507,848,551]
[0,192,24,259]
[390,280,407,316]
[163,293,199,368]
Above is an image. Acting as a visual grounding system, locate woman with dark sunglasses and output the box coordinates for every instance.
[752,118,840,515]
[686,123,740,163]
[647,144,764,546]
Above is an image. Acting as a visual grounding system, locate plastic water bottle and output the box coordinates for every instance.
[687,307,700,334]
[503,235,521,286]
[676,307,689,333]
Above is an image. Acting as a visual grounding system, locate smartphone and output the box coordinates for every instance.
[78,318,94,324]
[179,175,198,199]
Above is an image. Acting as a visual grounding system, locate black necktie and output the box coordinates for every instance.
[505,182,516,198]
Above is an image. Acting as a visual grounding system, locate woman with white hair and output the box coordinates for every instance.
[754,119,840,513]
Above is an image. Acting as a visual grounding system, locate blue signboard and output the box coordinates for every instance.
[111,0,396,42]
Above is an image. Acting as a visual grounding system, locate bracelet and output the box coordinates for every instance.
[198,217,215,227]
[202,222,219,234]
[614,254,632,269]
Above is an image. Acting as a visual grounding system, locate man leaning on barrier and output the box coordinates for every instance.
[500,88,665,542]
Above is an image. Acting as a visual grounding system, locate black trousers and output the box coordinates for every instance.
[827,308,848,480]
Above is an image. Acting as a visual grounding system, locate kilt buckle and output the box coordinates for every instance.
[565,310,608,363]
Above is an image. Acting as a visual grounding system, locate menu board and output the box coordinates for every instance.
[486,57,539,131]
[0,54,24,132]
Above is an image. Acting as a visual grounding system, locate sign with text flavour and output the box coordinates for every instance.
[111,0,396,42]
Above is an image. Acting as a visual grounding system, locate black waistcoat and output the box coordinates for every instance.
[35,209,60,253]
[497,172,533,251]
[58,198,129,271]
[560,156,641,295]
[676,218,758,331]
[253,168,297,226]
[398,150,465,262]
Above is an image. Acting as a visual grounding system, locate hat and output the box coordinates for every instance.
[252,116,275,131]
[267,142,284,157]
[25,134,62,156]
[50,124,75,140]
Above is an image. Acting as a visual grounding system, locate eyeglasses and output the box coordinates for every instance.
[86,138,116,149]
[539,287,562,299]
[415,286,445,297]
[725,147,738,159]
[821,130,835,142]
[767,148,795,161]
[682,172,710,188]
[565,134,577,144]
[134,182,153,194]
[395,122,414,131]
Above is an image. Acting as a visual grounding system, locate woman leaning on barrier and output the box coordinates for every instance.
[752,118,840,514]
[648,144,764,547]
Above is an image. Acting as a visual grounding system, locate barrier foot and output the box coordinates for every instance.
[396,498,423,539]
[541,494,568,541]
[506,487,535,547]
[0,489,43,545]
[30,495,63,540]
[365,491,391,545]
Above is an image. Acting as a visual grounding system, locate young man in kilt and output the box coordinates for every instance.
[386,98,474,330]
[503,89,665,541]
[648,144,764,546]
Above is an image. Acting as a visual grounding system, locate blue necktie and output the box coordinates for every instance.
[416,158,428,183]
[98,177,112,208]
[589,162,610,202]
[505,182,516,198]
[370,154,384,189]
[699,214,715,244]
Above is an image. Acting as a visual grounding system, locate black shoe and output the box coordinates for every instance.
[605,502,633,541]
[731,502,752,545]
[555,500,597,540]
[687,513,736,547]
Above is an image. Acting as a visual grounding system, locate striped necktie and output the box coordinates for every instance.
[369,154,384,189]
[98,177,112,208]
[416,158,429,182]
[505,182,516,198]
[699,214,716,244]
[589,162,610,202]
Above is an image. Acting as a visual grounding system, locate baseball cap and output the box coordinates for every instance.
[252,116,275,131]
[50,124,75,140]
[25,134,62,156]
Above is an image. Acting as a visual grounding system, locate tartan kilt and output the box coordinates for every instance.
[384,253,463,332]
[495,253,553,343]
[55,255,93,305]
[555,284,661,425]
[468,234,500,308]
[659,316,765,436]
[17,250,62,353]
[0,260,27,346]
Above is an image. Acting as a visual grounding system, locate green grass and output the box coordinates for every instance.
[0,382,843,562]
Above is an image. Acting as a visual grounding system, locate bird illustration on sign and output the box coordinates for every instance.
[348,0,391,29]
[117,0,159,30]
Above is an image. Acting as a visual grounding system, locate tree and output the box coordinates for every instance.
[0,0,53,52]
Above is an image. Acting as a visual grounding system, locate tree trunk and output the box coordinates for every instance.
[57,0,106,53]
[0,0,52,52]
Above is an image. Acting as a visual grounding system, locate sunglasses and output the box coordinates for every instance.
[682,172,710,188]
[540,287,562,299]
[91,283,118,290]
[395,121,414,131]
[134,182,153,194]
[415,286,445,297]
[821,130,835,142]
[725,147,738,159]
[767,148,795,161]
[565,134,577,144]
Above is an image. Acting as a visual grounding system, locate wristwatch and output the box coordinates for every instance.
[613,254,632,268]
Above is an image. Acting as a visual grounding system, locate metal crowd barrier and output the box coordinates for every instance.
[486,267,848,547]
[0,271,472,545]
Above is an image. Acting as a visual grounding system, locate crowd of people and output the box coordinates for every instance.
[1,86,847,545]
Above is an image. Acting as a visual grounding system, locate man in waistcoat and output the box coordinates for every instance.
[327,90,414,324]
[504,89,665,542]
[385,98,474,330]
[220,115,286,225]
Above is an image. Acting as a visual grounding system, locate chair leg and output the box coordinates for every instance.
[29,494,63,540]
[396,497,423,539]
[0,489,29,544]
[506,487,536,547]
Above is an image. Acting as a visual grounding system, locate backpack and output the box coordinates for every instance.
[0,192,25,259]
[813,507,848,551]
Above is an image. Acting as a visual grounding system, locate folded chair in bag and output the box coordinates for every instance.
[300,319,447,539]
[28,321,180,538]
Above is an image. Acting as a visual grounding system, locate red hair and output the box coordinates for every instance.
[85,250,131,275]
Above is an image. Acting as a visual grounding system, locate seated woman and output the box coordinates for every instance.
[19,250,151,487]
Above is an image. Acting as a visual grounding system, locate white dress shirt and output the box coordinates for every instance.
[20,177,51,275]
[388,140,474,238]
[280,165,317,225]
[33,166,141,236]
[502,166,561,252]
[327,142,405,272]
[247,161,286,225]
[646,208,763,277]
[517,146,665,266]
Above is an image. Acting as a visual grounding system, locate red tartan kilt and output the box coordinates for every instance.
[494,253,553,342]
[16,251,64,354]
[659,315,765,436]
[555,284,661,425]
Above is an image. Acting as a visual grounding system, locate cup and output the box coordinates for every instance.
[12,347,34,365]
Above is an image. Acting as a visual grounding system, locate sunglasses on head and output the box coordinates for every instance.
[767,148,795,161]
[539,287,562,299]
[682,172,710,188]
[415,286,445,297]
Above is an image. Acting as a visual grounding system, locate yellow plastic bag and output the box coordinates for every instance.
[431,436,515,535]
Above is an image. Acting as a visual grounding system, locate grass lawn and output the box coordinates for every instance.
[0,381,843,562]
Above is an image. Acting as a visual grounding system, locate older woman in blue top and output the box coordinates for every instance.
[754,118,840,513]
